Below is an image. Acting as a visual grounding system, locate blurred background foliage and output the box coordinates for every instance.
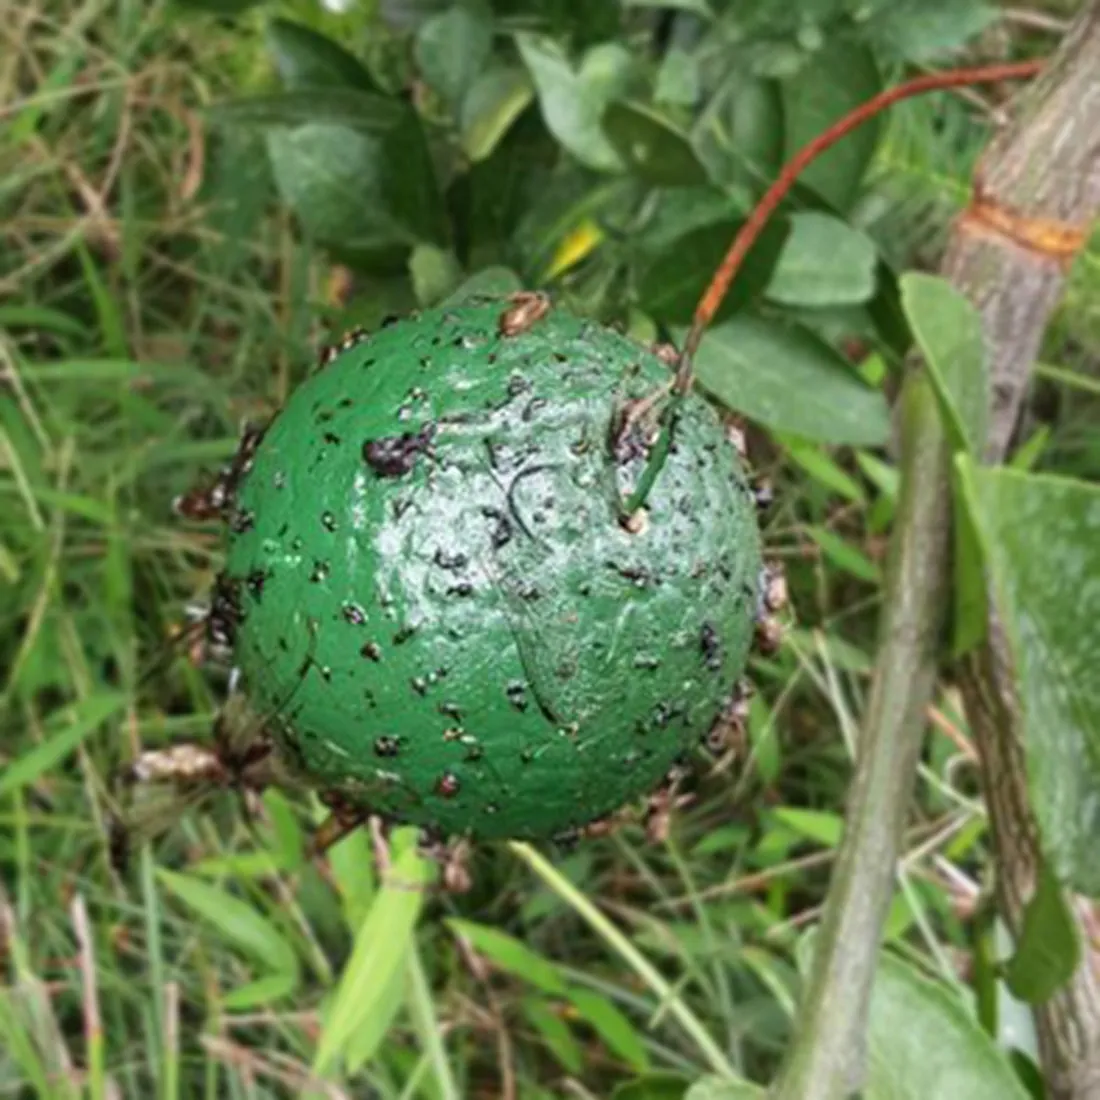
[0,0,1098,1097]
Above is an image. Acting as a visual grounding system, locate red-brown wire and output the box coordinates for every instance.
[674,58,1045,391]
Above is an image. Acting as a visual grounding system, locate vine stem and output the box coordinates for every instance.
[673,58,1043,393]
[770,372,955,1100]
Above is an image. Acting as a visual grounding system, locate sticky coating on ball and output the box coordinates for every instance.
[221,299,763,841]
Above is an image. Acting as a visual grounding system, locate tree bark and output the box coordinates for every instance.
[946,4,1100,1097]
[950,2,1100,459]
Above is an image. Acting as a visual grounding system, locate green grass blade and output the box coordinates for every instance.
[313,830,430,1075]
[157,869,300,985]
[406,946,461,1100]
[0,693,125,797]
[509,841,736,1080]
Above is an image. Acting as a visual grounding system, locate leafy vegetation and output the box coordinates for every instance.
[1,1,1098,1097]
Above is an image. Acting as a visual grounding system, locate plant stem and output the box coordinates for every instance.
[769,373,955,1100]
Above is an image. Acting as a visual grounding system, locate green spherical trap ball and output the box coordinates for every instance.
[221,299,762,841]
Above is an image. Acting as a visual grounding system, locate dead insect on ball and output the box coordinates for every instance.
[497,291,551,338]
[317,326,369,370]
[173,423,268,522]
[107,673,302,874]
[761,561,788,614]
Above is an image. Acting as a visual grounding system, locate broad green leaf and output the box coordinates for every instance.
[376,106,448,246]
[456,103,554,254]
[611,1075,693,1100]
[0,694,125,797]
[157,870,299,979]
[855,451,899,503]
[767,212,878,306]
[866,954,1029,1099]
[172,0,264,11]
[783,303,879,354]
[637,188,746,253]
[747,693,781,782]
[409,244,462,306]
[518,173,634,284]
[314,833,430,1072]
[522,997,583,1073]
[441,266,522,304]
[1003,856,1081,1004]
[0,542,18,585]
[210,89,404,132]
[0,305,89,339]
[691,315,891,446]
[959,463,1100,896]
[883,891,917,942]
[1011,425,1052,471]
[380,0,450,28]
[788,629,874,675]
[265,18,377,91]
[693,74,783,202]
[265,100,444,250]
[567,988,649,1072]
[981,917,1043,1062]
[460,66,535,161]
[446,919,567,995]
[197,123,273,279]
[771,807,844,848]
[655,48,701,108]
[640,217,789,324]
[780,40,881,210]
[900,273,987,455]
[222,969,298,1010]
[262,788,304,870]
[901,272,989,655]
[952,491,988,658]
[214,86,444,248]
[342,949,409,1073]
[324,816,376,930]
[863,0,998,62]
[603,102,708,187]
[780,436,866,504]
[191,852,289,879]
[266,124,398,248]
[415,1,493,108]
[685,1078,765,1099]
[623,0,712,14]
[806,524,881,583]
[516,33,630,172]
[545,217,605,278]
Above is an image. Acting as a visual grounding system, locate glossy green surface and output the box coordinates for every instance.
[224,300,762,840]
